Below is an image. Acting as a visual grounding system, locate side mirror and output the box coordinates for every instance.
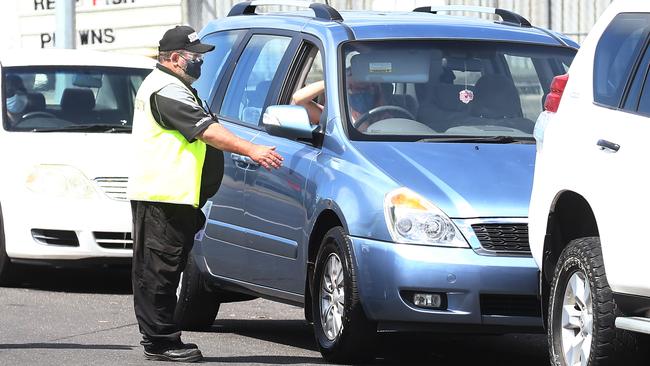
[262,105,319,141]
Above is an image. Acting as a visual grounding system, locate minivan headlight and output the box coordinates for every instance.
[384,187,468,247]
[26,165,98,199]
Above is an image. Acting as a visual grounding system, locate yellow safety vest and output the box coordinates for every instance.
[127,68,206,208]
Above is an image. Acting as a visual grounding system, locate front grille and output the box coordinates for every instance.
[93,177,128,201]
[31,229,79,247]
[472,223,530,254]
[94,232,133,250]
[480,294,541,317]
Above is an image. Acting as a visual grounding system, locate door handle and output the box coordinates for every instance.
[231,153,260,167]
[597,139,620,152]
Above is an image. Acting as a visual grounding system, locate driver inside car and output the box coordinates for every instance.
[347,77,384,131]
[4,74,28,126]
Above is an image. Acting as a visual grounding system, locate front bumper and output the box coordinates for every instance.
[351,236,542,332]
[2,195,132,261]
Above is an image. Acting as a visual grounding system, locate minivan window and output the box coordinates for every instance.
[505,54,544,121]
[193,30,245,102]
[219,35,292,126]
[342,40,575,141]
[594,13,650,108]
[3,66,150,132]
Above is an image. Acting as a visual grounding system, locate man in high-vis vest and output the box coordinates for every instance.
[127,25,283,363]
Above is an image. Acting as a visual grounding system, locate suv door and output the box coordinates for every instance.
[203,32,296,282]
[242,43,324,294]
[589,15,650,296]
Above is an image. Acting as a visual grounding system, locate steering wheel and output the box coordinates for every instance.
[353,105,415,128]
[21,111,57,120]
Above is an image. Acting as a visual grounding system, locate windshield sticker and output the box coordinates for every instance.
[459,89,474,104]
[369,62,392,73]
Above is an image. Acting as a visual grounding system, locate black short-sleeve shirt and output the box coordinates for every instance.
[150,64,224,207]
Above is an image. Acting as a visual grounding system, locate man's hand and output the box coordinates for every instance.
[248,145,283,170]
[198,123,283,170]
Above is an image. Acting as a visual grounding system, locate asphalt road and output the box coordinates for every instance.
[0,267,550,365]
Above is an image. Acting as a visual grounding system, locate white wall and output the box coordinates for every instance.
[2,0,184,57]
[0,0,21,51]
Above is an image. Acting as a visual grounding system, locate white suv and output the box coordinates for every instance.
[529,0,650,365]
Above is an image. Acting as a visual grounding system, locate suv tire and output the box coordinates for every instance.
[548,237,638,366]
[311,226,376,364]
[174,252,220,331]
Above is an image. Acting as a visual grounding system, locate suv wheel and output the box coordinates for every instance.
[311,227,376,364]
[548,237,637,366]
[174,252,220,331]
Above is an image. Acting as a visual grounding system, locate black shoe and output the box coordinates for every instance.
[144,345,203,362]
[176,341,198,350]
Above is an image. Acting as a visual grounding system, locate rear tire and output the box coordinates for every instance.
[548,237,639,366]
[174,253,220,331]
[311,226,376,364]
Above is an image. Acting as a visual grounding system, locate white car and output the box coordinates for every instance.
[529,0,650,365]
[0,49,153,284]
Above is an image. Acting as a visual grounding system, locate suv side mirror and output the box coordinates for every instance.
[262,105,319,141]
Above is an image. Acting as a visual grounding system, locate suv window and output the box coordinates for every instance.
[636,57,650,115]
[220,34,292,125]
[622,42,650,113]
[594,13,650,108]
[194,30,245,102]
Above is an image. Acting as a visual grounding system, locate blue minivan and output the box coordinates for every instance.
[175,2,577,363]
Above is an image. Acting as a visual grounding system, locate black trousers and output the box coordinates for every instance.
[130,200,205,346]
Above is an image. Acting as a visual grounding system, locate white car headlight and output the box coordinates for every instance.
[26,165,98,199]
[384,187,468,248]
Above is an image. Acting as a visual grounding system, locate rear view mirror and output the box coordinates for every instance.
[73,73,103,88]
[262,105,318,141]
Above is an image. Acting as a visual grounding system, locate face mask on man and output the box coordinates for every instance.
[6,93,28,114]
[181,56,204,80]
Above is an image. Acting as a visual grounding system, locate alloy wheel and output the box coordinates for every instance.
[561,271,593,366]
[320,253,345,341]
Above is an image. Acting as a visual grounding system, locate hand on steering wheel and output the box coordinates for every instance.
[352,105,415,129]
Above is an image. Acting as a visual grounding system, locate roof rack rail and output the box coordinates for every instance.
[413,5,532,28]
[228,1,343,22]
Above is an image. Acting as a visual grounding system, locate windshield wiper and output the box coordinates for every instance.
[31,124,132,133]
[416,135,533,144]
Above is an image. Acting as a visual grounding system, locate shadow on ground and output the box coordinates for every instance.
[208,318,549,366]
[4,265,132,295]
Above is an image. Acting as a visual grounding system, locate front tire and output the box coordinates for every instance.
[174,253,220,331]
[311,227,376,364]
[548,237,637,366]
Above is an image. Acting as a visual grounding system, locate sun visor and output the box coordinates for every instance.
[350,51,430,83]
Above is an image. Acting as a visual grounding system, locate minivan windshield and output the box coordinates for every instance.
[342,40,575,141]
[2,66,151,132]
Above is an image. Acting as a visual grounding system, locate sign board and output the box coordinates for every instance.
[19,0,183,56]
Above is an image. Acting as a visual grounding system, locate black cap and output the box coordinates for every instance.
[159,25,214,53]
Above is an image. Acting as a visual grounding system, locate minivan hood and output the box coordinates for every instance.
[354,141,535,218]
